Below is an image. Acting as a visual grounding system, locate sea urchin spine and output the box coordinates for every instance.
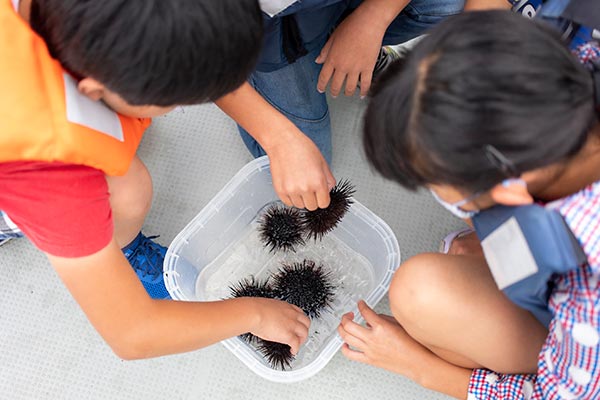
[256,340,295,370]
[258,204,305,253]
[302,179,355,241]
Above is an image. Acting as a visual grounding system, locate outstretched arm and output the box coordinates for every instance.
[48,239,310,359]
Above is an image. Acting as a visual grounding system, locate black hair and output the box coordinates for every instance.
[363,10,597,193]
[30,0,263,106]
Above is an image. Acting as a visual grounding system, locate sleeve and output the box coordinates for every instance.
[0,161,113,258]
[467,267,600,400]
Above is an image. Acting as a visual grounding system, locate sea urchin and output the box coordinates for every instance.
[302,179,355,241]
[271,260,336,319]
[258,204,305,253]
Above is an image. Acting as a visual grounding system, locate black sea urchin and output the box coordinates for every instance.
[229,277,275,343]
[256,340,295,370]
[259,204,305,253]
[302,179,355,241]
[229,276,274,299]
[271,260,336,319]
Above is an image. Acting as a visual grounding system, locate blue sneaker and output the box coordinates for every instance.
[122,232,171,299]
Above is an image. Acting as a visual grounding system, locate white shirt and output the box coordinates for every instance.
[258,0,297,17]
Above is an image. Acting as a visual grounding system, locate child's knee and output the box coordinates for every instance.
[389,253,453,326]
[107,157,153,219]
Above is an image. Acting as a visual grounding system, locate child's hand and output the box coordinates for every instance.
[268,127,335,211]
[339,301,473,398]
[249,298,311,355]
[338,300,434,379]
[214,82,335,210]
[316,2,389,98]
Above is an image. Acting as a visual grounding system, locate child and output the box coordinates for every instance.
[214,0,464,212]
[0,0,309,360]
[438,0,600,255]
[345,10,600,399]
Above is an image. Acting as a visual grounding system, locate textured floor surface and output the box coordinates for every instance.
[0,94,466,399]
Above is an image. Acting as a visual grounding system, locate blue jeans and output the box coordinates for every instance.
[239,0,465,164]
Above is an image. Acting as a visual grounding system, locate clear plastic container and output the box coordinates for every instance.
[164,156,400,383]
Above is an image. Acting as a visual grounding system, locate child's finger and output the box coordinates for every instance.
[288,337,301,356]
[344,72,359,97]
[296,310,311,330]
[358,300,380,326]
[282,197,294,207]
[289,194,306,210]
[315,38,333,64]
[359,71,373,98]
[341,311,354,320]
[340,343,368,364]
[317,63,334,93]
[294,324,309,345]
[340,310,370,338]
[338,324,367,350]
[329,70,347,98]
[324,167,336,191]
[315,184,331,209]
[302,192,319,212]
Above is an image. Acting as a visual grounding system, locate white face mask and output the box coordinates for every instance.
[429,178,527,219]
[429,189,480,219]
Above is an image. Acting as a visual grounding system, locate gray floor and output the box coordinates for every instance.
[0,94,466,399]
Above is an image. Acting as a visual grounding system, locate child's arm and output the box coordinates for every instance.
[216,82,335,211]
[315,0,411,98]
[47,239,310,359]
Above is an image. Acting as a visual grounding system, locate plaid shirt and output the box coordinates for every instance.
[468,181,600,399]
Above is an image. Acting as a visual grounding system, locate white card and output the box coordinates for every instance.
[481,217,539,290]
[63,73,124,142]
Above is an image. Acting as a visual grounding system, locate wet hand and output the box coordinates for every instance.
[268,128,335,211]
[250,298,310,355]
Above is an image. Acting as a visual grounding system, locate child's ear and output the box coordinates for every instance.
[489,179,533,206]
[77,78,105,101]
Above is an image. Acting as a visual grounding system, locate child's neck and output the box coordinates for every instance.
[532,123,600,201]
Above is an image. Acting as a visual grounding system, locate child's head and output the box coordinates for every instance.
[363,11,598,210]
[30,0,263,117]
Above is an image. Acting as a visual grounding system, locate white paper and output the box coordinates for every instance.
[63,73,124,142]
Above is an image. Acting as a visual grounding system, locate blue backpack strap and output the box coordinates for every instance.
[472,204,588,328]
